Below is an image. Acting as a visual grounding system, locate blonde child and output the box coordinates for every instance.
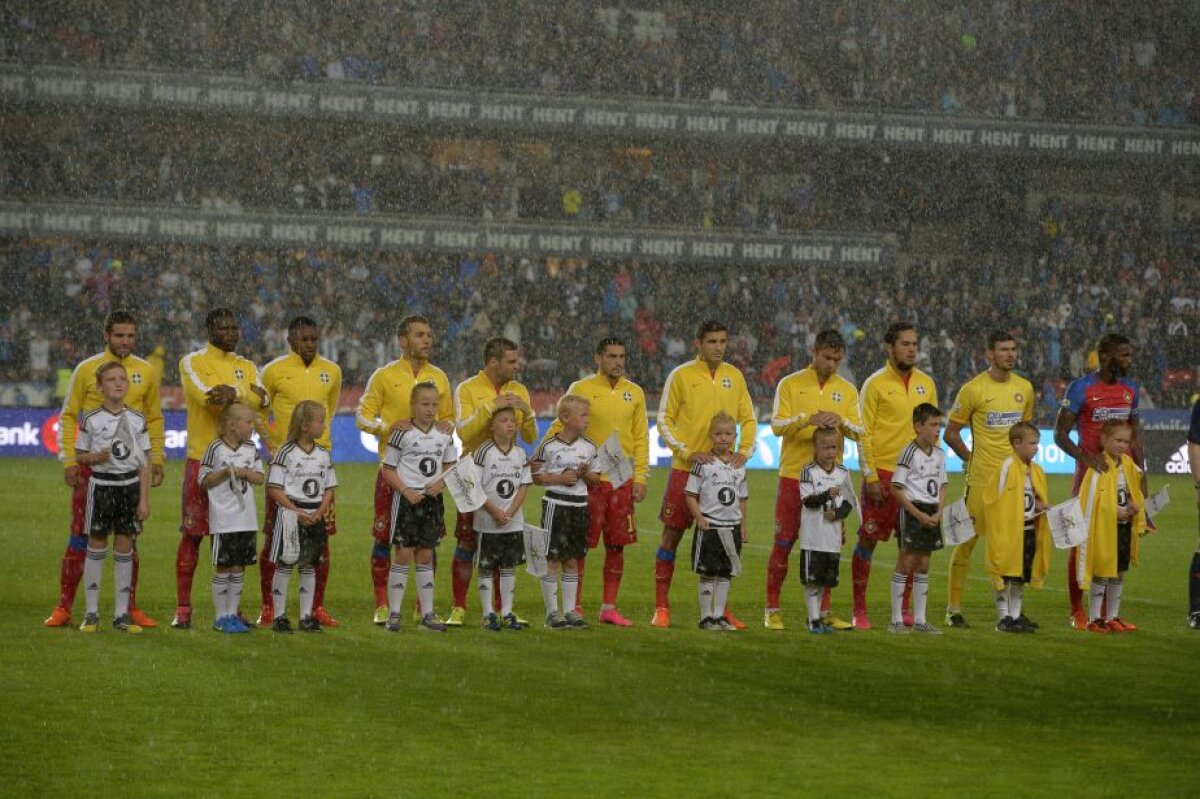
[472,407,533,631]
[380,382,457,633]
[533,395,600,629]
[1078,420,1145,633]
[74,361,151,633]
[199,401,264,633]
[265,400,337,634]
[684,412,749,631]
[983,421,1052,633]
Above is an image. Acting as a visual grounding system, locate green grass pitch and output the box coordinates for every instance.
[1,458,1197,797]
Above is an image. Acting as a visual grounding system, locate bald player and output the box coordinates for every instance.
[356,315,454,625]
[943,331,1034,628]
[256,316,342,627]
[45,310,164,629]
[172,308,269,629]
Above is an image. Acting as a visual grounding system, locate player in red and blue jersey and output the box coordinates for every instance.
[1054,333,1145,629]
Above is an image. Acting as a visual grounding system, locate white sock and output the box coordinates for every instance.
[994,590,1009,621]
[229,572,244,618]
[212,573,230,618]
[1089,581,1106,622]
[388,564,408,615]
[113,549,133,618]
[298,567,316,619]
[714,577,730,617]
[478,574,495,616]
[913,573,930,625]
[415,564,434,619]
[540,575,559,615]
[499,569,516,617]
[1106,580,1124,620]
[1006,581,1024,620]
[562,572,579,613]
[804,584,822,624]
[272,565,293,618]
[84,546,107,616]
[890,572,907,624]
[699,578,715,620]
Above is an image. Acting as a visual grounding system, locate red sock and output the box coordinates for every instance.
[654,556,675,609]
[259,533,276,608]
[1067,547,1083,615]
[902,569,914,615]
[765,543,790,609]
[602,546,624,606]
[314,542,331,609]
[175,534,202,607]
[851,551,871,615]
[821,586,832,614]
[58,541,86,610]
[451,554,472,609]
[371,551,389,608]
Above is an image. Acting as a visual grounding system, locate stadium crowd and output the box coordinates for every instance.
[1,193,1194,414]
[4,113,974,238]
[4,1,1195,127]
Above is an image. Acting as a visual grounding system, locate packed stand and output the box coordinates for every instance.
[1,221,1193,415]
[2,113,964,238]
[3,2,1196,127]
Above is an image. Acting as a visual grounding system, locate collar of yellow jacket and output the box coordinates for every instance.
[204,343,238,361]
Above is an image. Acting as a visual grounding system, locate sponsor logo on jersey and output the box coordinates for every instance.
[1091,407,1132,422]
[985,411,1024,428]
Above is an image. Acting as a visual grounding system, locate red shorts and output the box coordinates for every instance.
[587,481,638,548]
[658,468,691,528]
[371,471,395,543]
[774,476,801,543]
[453,510,476,551]
[265,493,338,539]
[180,458,210,537]
[69,465,93,536]
[859,469,898,542]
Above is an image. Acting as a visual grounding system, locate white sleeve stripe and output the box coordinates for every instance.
[656,365,688,452]
[180,351,212,395]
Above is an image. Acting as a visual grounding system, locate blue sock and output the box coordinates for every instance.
[655,547,676,563]
[853,544,873,562]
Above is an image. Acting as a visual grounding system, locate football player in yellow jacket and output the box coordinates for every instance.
[448,337,538,625]
[653,320,756,629]
[172,309,268,629]
[255,316,342,628]
[540,336,649,626]
[355,315,454,624]
[853,323,937,630]
[764,329,867,631]
[45,310,163,629]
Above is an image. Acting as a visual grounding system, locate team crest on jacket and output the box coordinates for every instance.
[915,385,927,396]
[622,391,633,402]
[832,391,842,402]
[234,368,245,380]
[320,372,330,383]
[721,377,732,389]
[1014,392,1024,403]
[1123,391,1132,403]
[131,373,143,384]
